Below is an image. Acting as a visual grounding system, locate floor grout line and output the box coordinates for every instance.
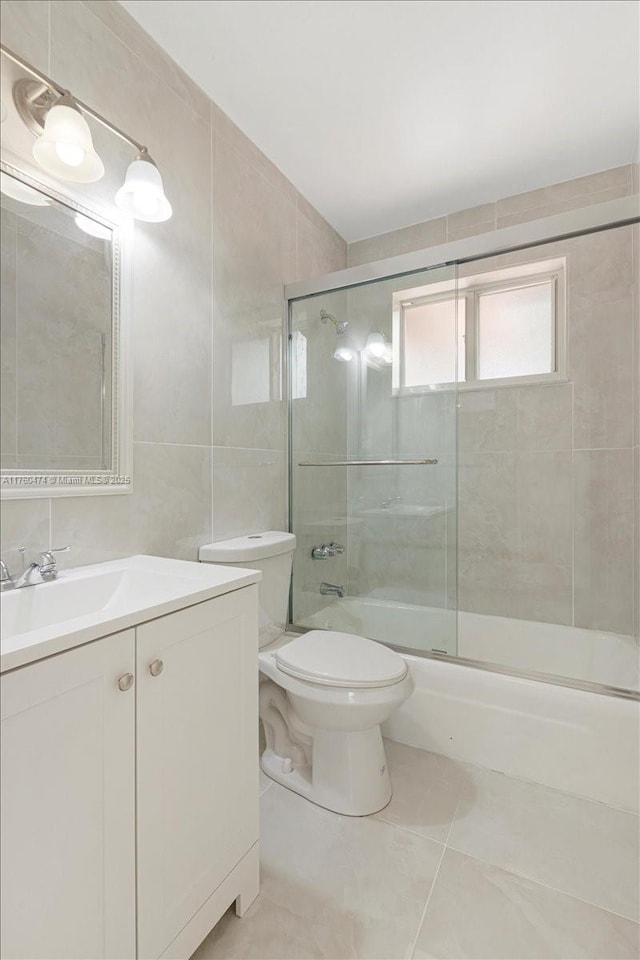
[443,842,640,926]
[407,794,462,959]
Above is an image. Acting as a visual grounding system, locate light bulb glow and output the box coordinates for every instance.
[55,141,84,167]
[33,100,104,183]
[115,155,172,223]
[365,331,387,358]
[333,343,355,362]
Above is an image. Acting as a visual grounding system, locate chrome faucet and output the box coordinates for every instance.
[0,546,70,590]
[320,582,345,598]
[311,542,345,559]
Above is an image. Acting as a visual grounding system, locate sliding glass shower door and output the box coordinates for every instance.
[289,264,459,657]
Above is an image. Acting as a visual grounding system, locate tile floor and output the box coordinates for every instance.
[193,740,640,960]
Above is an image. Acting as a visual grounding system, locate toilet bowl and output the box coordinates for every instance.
[199,531,414,816]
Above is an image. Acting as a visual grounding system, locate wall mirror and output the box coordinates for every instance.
[0,162,131,497]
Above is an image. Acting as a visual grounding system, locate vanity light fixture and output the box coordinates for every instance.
[115,149,172,222]
[0,171,52,206]
[5,44,172,222]
[32,95,104,183]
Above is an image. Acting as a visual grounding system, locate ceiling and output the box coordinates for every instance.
[121,0,640,243]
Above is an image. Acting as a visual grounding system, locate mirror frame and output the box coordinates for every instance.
[0,161,132,499]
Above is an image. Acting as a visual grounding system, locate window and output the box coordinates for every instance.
[393,258,565,393]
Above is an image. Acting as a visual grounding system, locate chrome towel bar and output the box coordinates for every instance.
[298,458,438,466]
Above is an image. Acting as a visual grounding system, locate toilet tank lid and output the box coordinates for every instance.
[199,531,296,563]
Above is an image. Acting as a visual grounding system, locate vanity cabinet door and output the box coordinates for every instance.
[136,586,259,960]
[0,630,136,960]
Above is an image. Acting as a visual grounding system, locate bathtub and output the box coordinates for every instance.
[298,596,640,811]
[303,595,639,692]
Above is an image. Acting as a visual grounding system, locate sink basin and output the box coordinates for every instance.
[0,555,261,673]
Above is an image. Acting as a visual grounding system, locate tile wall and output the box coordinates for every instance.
[0,0,347,574]
[347,167,639,639]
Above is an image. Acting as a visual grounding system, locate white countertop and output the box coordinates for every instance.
[0,555,261,673]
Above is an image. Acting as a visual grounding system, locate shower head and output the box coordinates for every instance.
[320,308,348,336]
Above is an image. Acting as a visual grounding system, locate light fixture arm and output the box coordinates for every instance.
[2,42,147,154]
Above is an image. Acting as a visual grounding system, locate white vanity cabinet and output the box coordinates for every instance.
[0,583,259,960]
[0,629,137,960]
[136,590,259,960]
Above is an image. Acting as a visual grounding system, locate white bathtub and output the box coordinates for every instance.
[383,653,639,812]
[303,595,639,692]
[301,596,639,810]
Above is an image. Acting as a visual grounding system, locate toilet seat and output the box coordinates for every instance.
[275,630,408,688]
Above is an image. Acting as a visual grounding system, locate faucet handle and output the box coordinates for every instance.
[328,542,344,555]
[0,559,10,583]
[39,545,70,580]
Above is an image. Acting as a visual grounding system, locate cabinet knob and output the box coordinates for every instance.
[149,659,164,677]
[118,673,134,692]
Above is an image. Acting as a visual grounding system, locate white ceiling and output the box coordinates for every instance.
[121,0,640,242]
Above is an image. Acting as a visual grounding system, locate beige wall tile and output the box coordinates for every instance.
[574,449,634,635]
[50,0,215,447]
[446,201,496,241]
[210,100,298,206]
[131,442,212,561]
[211,135,295,451]
[211,446,286,542]
[348,216,446,267]
[0,0,49,67]
[295,207,347,281]
[458,450,573,624]
[635,445,639,638]
[0,498,50,574]
[496,165,634,228]
[50,492,137,570]
[79,0,210,121]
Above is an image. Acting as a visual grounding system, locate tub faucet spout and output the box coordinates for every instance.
[320,582,345,598]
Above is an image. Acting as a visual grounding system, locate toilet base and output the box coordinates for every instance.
[260,724,392,816]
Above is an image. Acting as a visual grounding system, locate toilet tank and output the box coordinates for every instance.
[199,532,296,648]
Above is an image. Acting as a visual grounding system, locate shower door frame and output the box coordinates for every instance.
[285,195,640,702]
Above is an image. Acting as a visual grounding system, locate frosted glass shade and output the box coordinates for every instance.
[115,156,172,222]
[33,102,104,183]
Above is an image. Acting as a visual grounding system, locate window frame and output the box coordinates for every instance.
[393,257,566,395]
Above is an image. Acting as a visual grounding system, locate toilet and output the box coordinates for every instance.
[199,531,414,816]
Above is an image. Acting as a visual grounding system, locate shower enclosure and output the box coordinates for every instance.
[287,200,639,699]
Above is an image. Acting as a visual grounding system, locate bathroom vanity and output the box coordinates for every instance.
[0,556,261,960]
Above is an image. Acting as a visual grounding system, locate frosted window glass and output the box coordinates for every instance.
[403,298,465,387]
[477,282,554,380]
